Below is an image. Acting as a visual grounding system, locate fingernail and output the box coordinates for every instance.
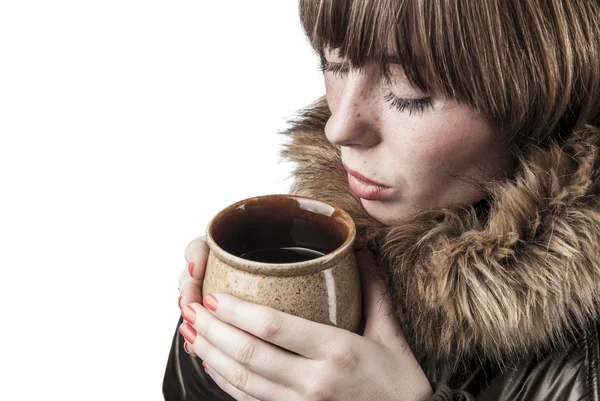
[183,341,191,354]
[203,294,218,312]
[202,361,208,373]
[179,322,197,344]
[187,261,195,277]
[177,295,183,309]
[182,304,196,324]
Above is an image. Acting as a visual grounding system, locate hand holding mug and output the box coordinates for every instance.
[177,242,433,401]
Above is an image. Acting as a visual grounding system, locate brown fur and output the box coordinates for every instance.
[279,96,600,369]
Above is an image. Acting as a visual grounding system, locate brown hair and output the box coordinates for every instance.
[299,0,600,147]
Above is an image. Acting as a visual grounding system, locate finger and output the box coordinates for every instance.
[201,292,345,360]
[178,236,209,307]
[178,266,203,308]
[184,303,308,387]
[204,363,261,401]
[180,320,292,401]
[184,236,209,281]
[355,249,392,319]
[355,250,405,347]
[182,340,198,358]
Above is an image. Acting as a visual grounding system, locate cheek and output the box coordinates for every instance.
[402,115,495,179]
[428,120,502,206]
[388,123,448,178]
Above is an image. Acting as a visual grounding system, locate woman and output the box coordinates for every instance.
[164,0,600,400]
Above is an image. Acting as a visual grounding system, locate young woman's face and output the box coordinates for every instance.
[322,50,514,225]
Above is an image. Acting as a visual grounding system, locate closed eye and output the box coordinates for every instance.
[319,56,433,116]
[319,59,350,78]
[383,92,433,116]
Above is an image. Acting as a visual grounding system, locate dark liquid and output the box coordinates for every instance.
[240,247,325,263]
[210,197,348,265]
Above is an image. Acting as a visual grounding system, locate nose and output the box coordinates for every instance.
[324,70,382,149]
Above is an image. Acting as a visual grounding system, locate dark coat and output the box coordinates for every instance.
[164,97,600,400]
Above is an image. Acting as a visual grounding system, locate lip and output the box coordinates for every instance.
[343,163,392,200]
[342,163,390,188]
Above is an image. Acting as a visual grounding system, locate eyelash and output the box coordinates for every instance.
[382,92,432,116]
[318,60,350,77]
[319,60,433,116]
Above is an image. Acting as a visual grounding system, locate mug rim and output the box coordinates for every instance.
[205,194,356,276]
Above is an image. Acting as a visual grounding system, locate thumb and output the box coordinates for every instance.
[356,249,407,348]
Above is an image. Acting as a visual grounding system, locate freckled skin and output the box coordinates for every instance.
[323,52,514,225]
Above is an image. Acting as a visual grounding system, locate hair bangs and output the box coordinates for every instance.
[299,0,438,93]
[300,0,600,146]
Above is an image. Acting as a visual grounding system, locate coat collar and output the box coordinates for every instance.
[280,96,600,368]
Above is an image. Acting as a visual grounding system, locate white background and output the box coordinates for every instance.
[0,1,323,400]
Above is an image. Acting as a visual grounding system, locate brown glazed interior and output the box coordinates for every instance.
[207,194,355,274]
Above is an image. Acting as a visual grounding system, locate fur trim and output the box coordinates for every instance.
[279,96,600,368]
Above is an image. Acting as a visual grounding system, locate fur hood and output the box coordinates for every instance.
[279,96,600,369]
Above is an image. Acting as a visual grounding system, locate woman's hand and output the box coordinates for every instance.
[177,236,210,356]
[178,247,433,401]
[177,236,209,308]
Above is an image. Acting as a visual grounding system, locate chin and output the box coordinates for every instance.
[360,199,408,226]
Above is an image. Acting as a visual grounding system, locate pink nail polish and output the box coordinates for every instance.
[182,304,197,324]
[179,322,197,344]
[202,361,208,373]
[187,261,195,277]
[183,342,191,354]
[204,294,218,312]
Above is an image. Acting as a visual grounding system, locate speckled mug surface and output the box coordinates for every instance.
[202,194,362,333]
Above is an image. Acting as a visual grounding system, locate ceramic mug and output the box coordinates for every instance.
[202,194,362,333]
